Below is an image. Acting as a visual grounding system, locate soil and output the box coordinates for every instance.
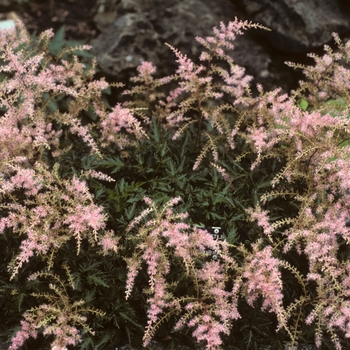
[3,0,309,93]
[8,0,100,43]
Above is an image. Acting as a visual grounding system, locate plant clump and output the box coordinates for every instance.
[0,17,350,350]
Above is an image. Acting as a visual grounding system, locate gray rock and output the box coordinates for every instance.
[90,0,350,92]
[91,0,221,76]
[90,0,274,88]
[0,0,28,7]
[241,0,350,52]
[92,12,160,75]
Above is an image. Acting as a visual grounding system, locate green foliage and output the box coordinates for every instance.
[2,17,350,350]
[298,98,309,111]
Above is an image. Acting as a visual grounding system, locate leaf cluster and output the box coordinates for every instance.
[2,16,350,350]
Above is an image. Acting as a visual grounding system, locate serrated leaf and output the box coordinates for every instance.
[48,25,66,55]
[17,292,25,312]
[257,179,272,189]
[84,288,96,304]
[94,187,106,200]
[97,156,124,174]
[87,275,109,288]
[299,98,308,111]
[225,227,239,244]
[119,312,144,330]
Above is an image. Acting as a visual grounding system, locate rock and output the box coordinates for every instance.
[91,0,223,76]
[90,0,350,92]
[240,0,350,52]
[91,0,277,89]
[92,12,161,75]
[0,0,28,7]
[93,0,119,32]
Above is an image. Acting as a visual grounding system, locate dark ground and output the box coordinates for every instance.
[8,0,100,42]
[4,0,304,92]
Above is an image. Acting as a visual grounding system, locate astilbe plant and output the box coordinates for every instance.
[124,196,240,348]
[0,22,119,349]
[2,15,350,350]
[9,266,105,350]
[237,64,350,348]
[124,197,295,349]
[113,18,350,349]
[0,23,119,264]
